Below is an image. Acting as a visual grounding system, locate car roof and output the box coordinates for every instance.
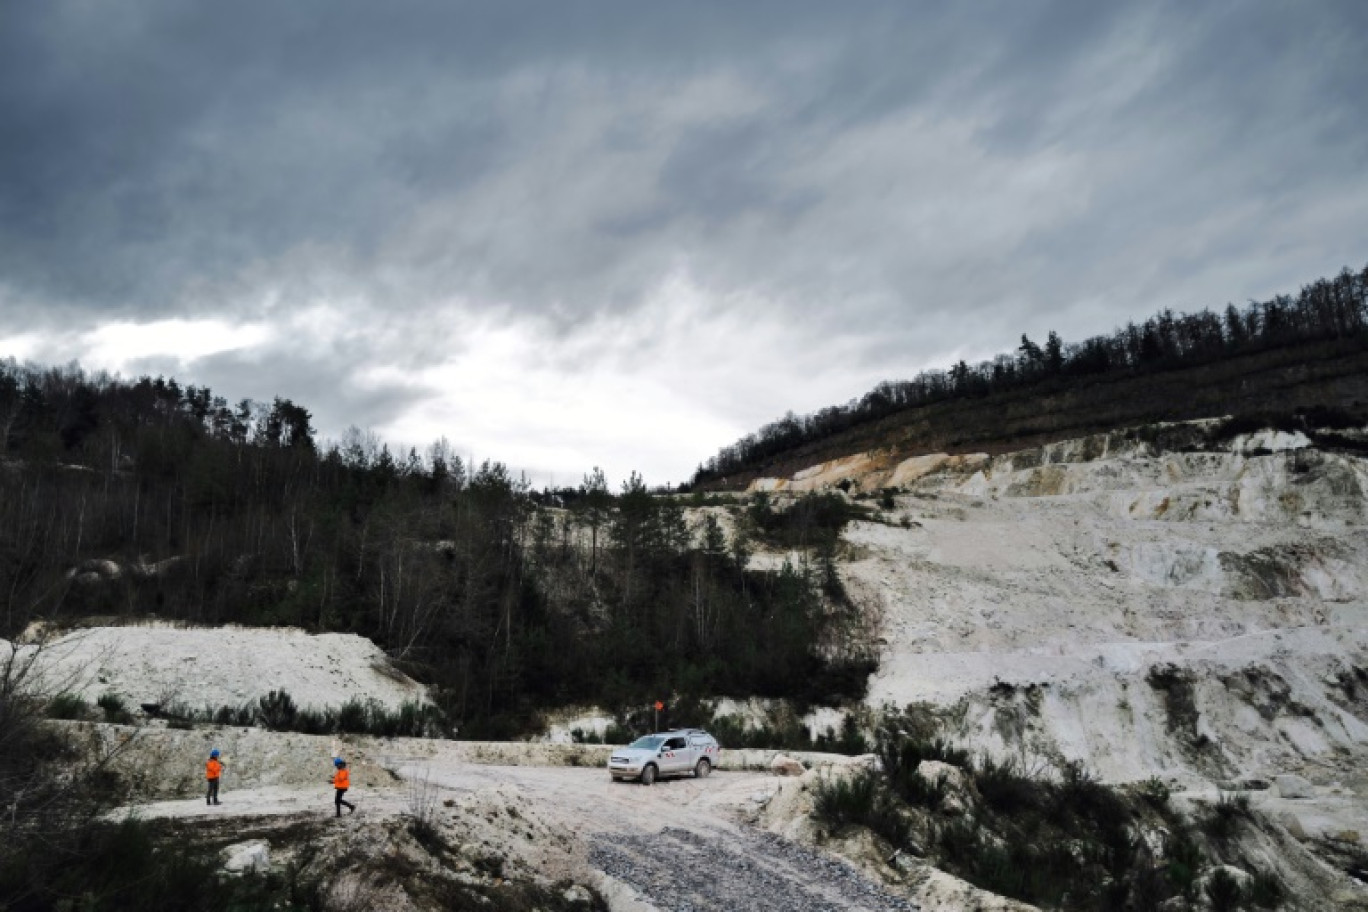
[658,728,713,737]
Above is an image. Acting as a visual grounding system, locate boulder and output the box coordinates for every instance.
[222,840,270,874]
[771,754,806,777]
[1274,773,1315,799]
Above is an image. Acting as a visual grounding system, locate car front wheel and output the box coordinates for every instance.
[694,759,711,779]
[640,764,657,786]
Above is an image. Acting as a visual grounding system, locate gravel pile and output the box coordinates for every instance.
[591,826,918,911]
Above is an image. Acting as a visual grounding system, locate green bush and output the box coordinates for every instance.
[97,692,135,724]
[875,719,971,807]
[333,697,367,733]
[1165,828,1204,899]
[748,491,872,549]
[973,754,1045,816]
[812,714,871,754]
[1248,868,1285,908]
[1051,760,1130,832]
[603,722,633,744]
[46,692,89,720]
[1201,792,1250,843]
[186,690,451,739]
[1205,867,1245,912]
[898,767,949,810]
[705,713,811,750]
[812,769,910,847]
[257,689,298,730]
[1135,775,1172,807]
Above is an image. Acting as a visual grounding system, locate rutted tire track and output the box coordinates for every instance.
[591,826,918,911]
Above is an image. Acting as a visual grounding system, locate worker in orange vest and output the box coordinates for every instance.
[206,749,224,805]
[331,757,355,817]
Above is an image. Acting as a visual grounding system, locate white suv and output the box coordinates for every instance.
[607,729,722,785]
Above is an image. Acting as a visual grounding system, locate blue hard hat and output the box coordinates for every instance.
[334,757,344,767]
[210,749,220,758]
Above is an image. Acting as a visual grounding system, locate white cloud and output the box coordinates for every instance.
[78,319,273,374]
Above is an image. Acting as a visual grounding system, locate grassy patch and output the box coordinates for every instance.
[45,692,89,720]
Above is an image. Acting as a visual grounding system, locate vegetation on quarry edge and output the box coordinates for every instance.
[693,260,1368,487]
[811,705,1290,912]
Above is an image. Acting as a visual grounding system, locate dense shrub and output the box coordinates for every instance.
[45,692,88,720]
[747,492,871,550]
[96,692,135,724]
[182,690,451,739]
[1205,867,1245,912]
[812,769,910,847]
[805,706,1295,911]
[1201,792,1251,843]
[973,754,1046,816]
[1248,868,1285,908]
[257,689,298,730]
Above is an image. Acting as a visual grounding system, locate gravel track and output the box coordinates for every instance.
[124,749,921,912]
[591,825,917,912]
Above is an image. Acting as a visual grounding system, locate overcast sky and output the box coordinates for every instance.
[2,2,1365,487]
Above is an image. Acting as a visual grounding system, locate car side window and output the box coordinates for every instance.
[666,737,686,750]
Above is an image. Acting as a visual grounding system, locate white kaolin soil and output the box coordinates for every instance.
[16,623,428,712]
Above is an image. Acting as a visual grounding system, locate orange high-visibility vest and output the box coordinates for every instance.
[333,768,350,789]
[206,759,223,780]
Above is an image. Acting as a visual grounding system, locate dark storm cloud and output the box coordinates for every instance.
[2,1,1366,479]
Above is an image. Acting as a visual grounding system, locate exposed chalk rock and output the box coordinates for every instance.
[1275,774,1316,799]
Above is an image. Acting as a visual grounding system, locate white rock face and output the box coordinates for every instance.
[744,422,1368,794]
[771,754,806,777]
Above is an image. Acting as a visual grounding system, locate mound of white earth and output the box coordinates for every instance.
[13,623,427,712]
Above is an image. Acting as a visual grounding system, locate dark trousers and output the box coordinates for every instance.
[207,779,220,804]
[335,788,354,816]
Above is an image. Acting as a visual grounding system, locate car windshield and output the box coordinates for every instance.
[628,736,665,750]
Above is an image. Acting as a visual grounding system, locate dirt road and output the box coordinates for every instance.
[129,760,917,911]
